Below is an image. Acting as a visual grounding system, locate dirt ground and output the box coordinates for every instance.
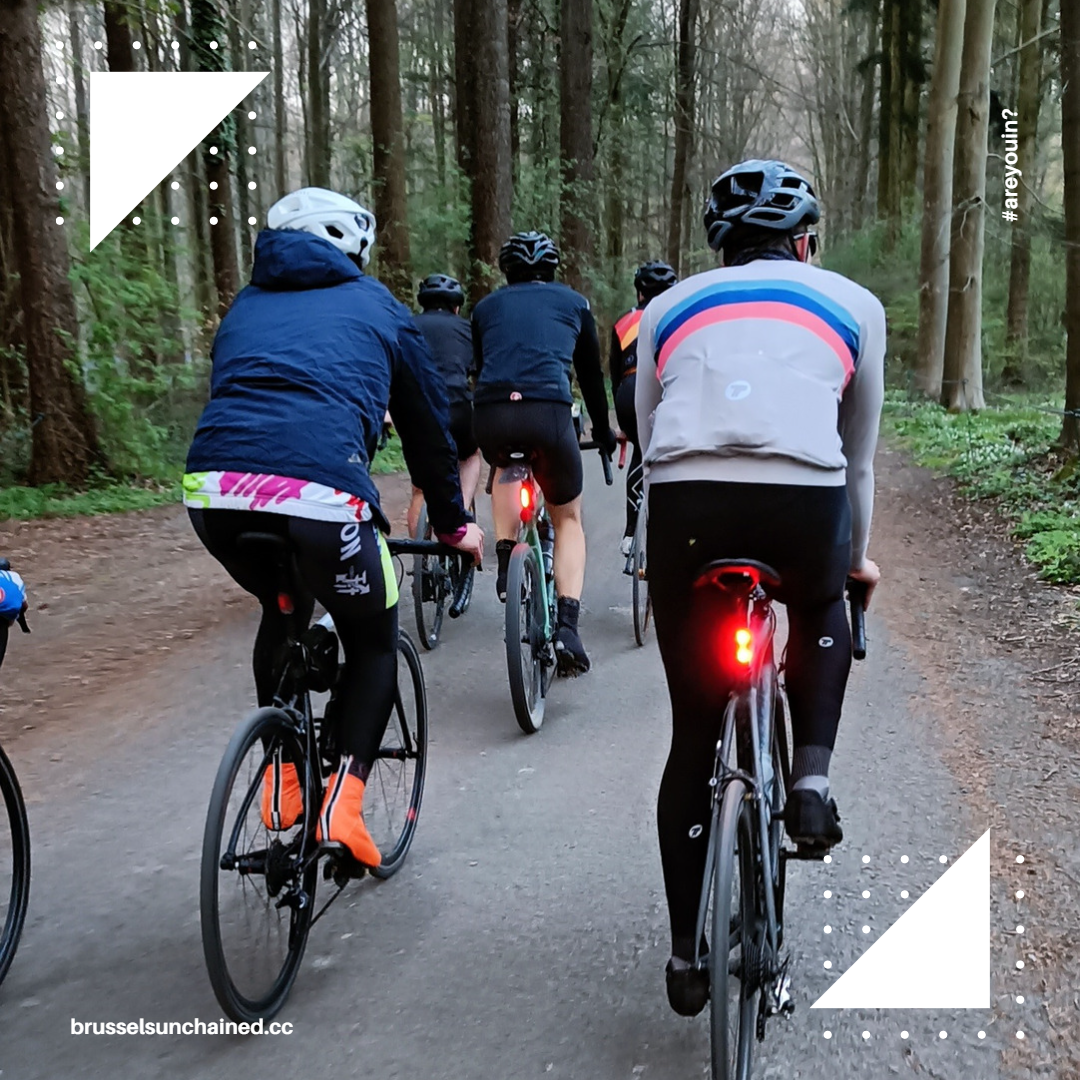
[1,450,1079,1073]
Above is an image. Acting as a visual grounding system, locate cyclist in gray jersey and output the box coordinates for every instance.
[635,159,885,1016]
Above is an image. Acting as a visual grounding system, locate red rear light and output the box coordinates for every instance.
[519,483,533,522]
[278,592,295,615]
[734,627,753,666]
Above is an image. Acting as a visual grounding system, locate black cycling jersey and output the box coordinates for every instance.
[413,309,474,406]
[471,280,611,434]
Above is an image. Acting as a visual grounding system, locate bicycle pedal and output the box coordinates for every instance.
[782,845,830,861]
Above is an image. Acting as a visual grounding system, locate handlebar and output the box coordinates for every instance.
[577,440,614,486]
[387,536,478,619]
[847,579,868,661]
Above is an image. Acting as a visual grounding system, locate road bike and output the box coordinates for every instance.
[688,561,867,1079]
[629,496,650,646]
[410,500,476,650]
[500,442,612,734]
[200,532,469,1021]
[0,558,30,989]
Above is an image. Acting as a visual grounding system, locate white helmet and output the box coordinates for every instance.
[266,187,377,267]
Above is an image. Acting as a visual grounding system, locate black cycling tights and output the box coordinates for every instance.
[647,481,852,959]
[614,377,643,538]
[190,508,398,766]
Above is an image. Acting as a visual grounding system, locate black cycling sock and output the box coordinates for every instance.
[791,745,832,797]
[496,539,515,576]
[557,596,581,629]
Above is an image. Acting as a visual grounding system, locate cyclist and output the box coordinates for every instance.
[407,273,480,537]
[471,231,618,675]
[634,160,885,1015]
[184,187,483,869]
[0,563,27,670]
[610,260,678,568]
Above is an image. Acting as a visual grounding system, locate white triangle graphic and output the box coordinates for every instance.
[89,71,268,249]
[811,829,990,1009]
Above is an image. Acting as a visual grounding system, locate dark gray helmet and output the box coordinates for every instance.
[498,231,560,282]
[417,273,465,309]
[633,260,678,300]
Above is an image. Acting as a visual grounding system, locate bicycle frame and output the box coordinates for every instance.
[693,587,782,974]
[501,464,555,641]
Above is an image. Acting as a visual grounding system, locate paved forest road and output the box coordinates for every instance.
[1,445,1078,1079]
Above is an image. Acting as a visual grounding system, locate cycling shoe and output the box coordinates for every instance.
[554,624,591,675]
[665,957,709,1017]
[784,788,843,852]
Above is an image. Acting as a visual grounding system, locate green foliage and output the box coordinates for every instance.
[0,480,179,521]
[883,394,1080,584]
[371,430,406,475]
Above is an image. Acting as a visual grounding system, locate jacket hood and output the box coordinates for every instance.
[250,229,362,291]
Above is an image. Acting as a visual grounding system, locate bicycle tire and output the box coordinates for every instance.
[710,777,758,1080]
[632,507,650,646]
[201,707,319,1022]
[505,543,546,734]
[368,631,429,878]
[771,692,791,946]
[412,504,448,651]
[0,743,30,986]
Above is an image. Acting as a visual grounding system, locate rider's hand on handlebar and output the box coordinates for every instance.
[451,522,485,566]
[594,426,618,457]
[848,558,880,609]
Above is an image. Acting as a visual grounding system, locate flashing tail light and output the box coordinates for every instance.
[734,627,753,666]
[519,483,533,522]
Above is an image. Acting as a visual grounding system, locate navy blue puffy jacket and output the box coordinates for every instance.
[186,229,467,535]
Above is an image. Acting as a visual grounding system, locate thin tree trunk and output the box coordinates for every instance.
[192,0,241,316]
[431,0,447,190]
[941,0,996,412]
[914,0,966,397]
[454,0,477,188]
[667,0,699,274]
[559,0,595,293]
[68,0,92,211]
[1060,0,1080,452]
[876,0,894,223]
[507,0,522,181]
[273,0,286,193]
[899,0,923,203]
[1003,0,1044,365]
[308,0,330,186]
[104,0,135,71]
[366,0,412,299]
[0,0,101,483]
[853,0,880,230]
[466,0,512,302]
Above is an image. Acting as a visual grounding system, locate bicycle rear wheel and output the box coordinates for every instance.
[505,543,546,734]
[631,507,650,646]
[412,504,449,650]
[710,777,758,1080]
[367,631,428,878]
[0,744,30,986]
[201,708,319,1022]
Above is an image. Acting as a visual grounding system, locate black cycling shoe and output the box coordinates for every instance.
[555,624,591,675]
[784,788,843,852]
[665,957,709,1017]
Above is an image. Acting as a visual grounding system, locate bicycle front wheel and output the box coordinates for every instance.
[367,631,429,878]
[412,504,449,650]
[710,778,758,1080]
[505,543,546,734]
[201,708,319,1022]
[631,508,650,646]
[0,744,30,986]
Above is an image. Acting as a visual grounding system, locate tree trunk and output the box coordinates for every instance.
[667,0,699,274]
[68,0,92,211]
[228,0,254,266]
[914,0,966,397]
[507,0,522,180]
[941,0,996,412]
[307,0,331,187]
[192,0,241,316]
[0,0,101,483]
[466,0,512,302]
[898,0,923,204]
[559,0,595,293]
[431,0,447,190]
[104,0,135,72]
[453,0,476,188]
[853,0,880,231]
[273,0,287,193]
[1003,0,1044,366]
[366,0,412,300]
[1060,0,1080,452]
[876,0,895,224]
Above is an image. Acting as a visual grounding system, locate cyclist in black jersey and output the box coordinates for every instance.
[471,231,618,674]
[408,273,480,536]
[610,261,678,566]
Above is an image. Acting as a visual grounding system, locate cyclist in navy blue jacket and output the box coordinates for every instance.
[185,187,483,869]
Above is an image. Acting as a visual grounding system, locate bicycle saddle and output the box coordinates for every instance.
[693,559,781,592]
[236,531,292,555]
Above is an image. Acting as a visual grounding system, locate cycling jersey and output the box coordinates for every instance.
[610,306,643,394]
[413,309,474,406]
[184,229,467,538]
[0,569,26,624]
[471,280,611,435]
[635,259,886,566]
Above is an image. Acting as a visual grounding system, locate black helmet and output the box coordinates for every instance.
[633,260,678,300]
[498,231,560,282]
[417,273,465,310]
[703,159,820,253]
